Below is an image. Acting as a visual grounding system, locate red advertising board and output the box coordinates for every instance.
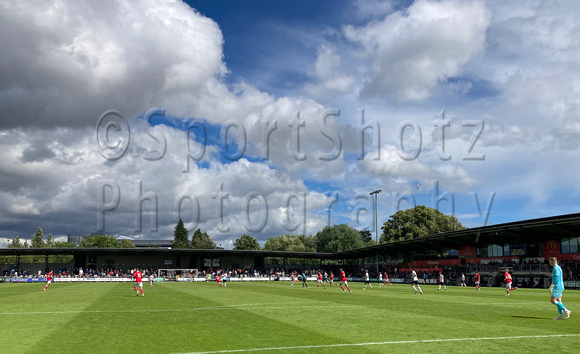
[544,240,560,255]
[410,259,461,267]
[459,246,477,257]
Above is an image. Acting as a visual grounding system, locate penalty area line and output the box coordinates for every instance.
[177,334,580,354]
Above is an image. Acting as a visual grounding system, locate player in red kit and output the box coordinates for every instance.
[43,270,53,291]
[504,269,517,296]
[133,268,144,297]
[384,272,392,285]
[317,271,326,289]
[474,272,481,291]
[339,268,352,294]
[215,273,222,287]
[329,272,334,287]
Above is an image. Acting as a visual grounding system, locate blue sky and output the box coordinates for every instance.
[187,0,349,95]
[1,0,580,248]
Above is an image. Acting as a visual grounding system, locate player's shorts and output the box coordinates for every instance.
[46,280,52,285]
[318,279,323,283]
[412,280,418,285]
[439,281,445,285]
[134,282,143,287]
[475,281,480,285]
[506,282,512,288]
[551,289,563,298]
[340,280,348,285]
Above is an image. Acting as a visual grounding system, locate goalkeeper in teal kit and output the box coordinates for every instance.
[549,257,571,320]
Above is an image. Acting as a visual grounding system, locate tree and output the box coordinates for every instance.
[315,224,364,253]
[31,227,44,247]
[264,234,316,252]
[79,235,119,248]
[359,230,373,245]
[118,239,136,248]
[264,234,316,266]
[365,239,377,247]
[51,241,76,248]
[172,219,190,249]
[380,205,466,243]
[45,233,53,247]
[8,236,23,248]
[191,229,216,249]
[6,236,29,264]
[233,235,260,250]
[49,241,76,263]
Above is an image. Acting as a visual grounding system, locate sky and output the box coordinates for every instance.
[1,0,580,248]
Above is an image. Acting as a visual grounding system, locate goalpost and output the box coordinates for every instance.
[157,269,198,280]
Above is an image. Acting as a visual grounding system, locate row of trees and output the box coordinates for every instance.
[7,228,135,249]
[171,206,465,252]
[172,220,217,249]
[170,219,373,253]
[5,206,465,255]
[9,227,77,249]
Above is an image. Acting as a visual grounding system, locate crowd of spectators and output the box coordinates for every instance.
[3,258,579,286]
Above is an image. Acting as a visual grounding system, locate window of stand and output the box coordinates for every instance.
[477,244,508,258]
[444,249,458,258]
[561,237,579,254]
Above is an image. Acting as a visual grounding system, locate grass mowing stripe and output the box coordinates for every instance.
[1,282,578,353]
[0,304,371,315]
[177,334,580,354]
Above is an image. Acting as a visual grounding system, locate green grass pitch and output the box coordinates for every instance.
[1,281,578,353]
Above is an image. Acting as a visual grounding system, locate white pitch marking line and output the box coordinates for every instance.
[176,334,580,354]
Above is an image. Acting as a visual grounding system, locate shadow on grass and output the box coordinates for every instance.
[511,316,550,320]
